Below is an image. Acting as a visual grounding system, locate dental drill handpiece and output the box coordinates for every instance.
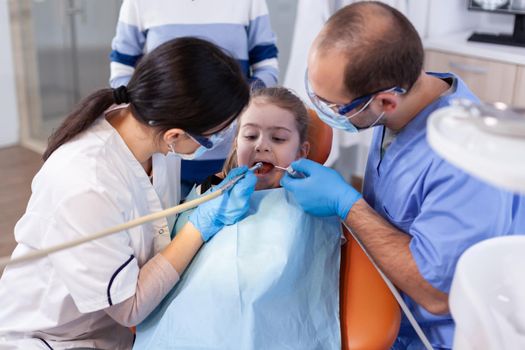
[0,162,264,269]
[221,162,263,191]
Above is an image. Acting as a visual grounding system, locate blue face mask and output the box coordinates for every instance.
[168,143,208,160]
[312,103,360,133]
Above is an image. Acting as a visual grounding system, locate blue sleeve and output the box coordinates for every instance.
[247,0,279,87]
[109,0,146,87]
[409,159,516,293]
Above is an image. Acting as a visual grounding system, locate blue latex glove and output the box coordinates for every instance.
[280,158,362,219]
[189,166,257,241]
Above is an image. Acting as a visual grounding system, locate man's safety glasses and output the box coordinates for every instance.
[304,70,406,120]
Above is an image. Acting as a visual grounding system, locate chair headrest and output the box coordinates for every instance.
[306,108,333,165]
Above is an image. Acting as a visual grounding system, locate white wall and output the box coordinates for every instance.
[266,0,298,83]
[479,12,515,33]
[0,1,19,147]
[426,0,514,38]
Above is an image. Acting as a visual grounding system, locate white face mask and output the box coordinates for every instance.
[168,143,207,160]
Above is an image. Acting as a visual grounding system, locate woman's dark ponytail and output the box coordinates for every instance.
[42,89,115,161]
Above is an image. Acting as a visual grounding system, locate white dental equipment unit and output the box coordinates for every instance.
[427,100,525,349]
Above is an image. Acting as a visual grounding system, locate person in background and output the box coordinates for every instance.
[109,0,280,193]
[0,38,255,350]
[279,2,525,349]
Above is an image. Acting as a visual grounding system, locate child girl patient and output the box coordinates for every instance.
[134,88,342,350]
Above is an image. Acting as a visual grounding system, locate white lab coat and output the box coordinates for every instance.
[0,117,180,349]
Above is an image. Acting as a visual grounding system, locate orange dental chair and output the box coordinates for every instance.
[306,109,401,350]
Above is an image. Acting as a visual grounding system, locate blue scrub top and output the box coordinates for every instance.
[363,72,525,349]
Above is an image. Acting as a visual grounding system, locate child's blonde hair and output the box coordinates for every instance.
[222,87,310,174]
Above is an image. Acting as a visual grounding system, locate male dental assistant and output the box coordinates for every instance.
[280,2,525,349]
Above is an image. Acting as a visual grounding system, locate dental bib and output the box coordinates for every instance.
[134,188,342,350]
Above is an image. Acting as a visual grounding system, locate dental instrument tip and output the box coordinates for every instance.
[250,162,263,171]
[274,164,305,179]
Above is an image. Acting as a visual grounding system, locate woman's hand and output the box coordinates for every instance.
[189,166,257,241]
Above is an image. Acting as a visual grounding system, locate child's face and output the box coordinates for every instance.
[236,101,309,190]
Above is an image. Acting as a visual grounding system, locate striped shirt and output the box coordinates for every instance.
[109,0,279,88]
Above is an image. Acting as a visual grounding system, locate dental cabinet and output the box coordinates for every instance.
[424,32,525,108]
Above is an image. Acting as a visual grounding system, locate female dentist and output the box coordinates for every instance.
[0,37,255,349]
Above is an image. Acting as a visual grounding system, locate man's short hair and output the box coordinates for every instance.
[318,1,424,96]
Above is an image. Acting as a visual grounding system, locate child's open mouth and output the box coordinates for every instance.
[253,161,274,175]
